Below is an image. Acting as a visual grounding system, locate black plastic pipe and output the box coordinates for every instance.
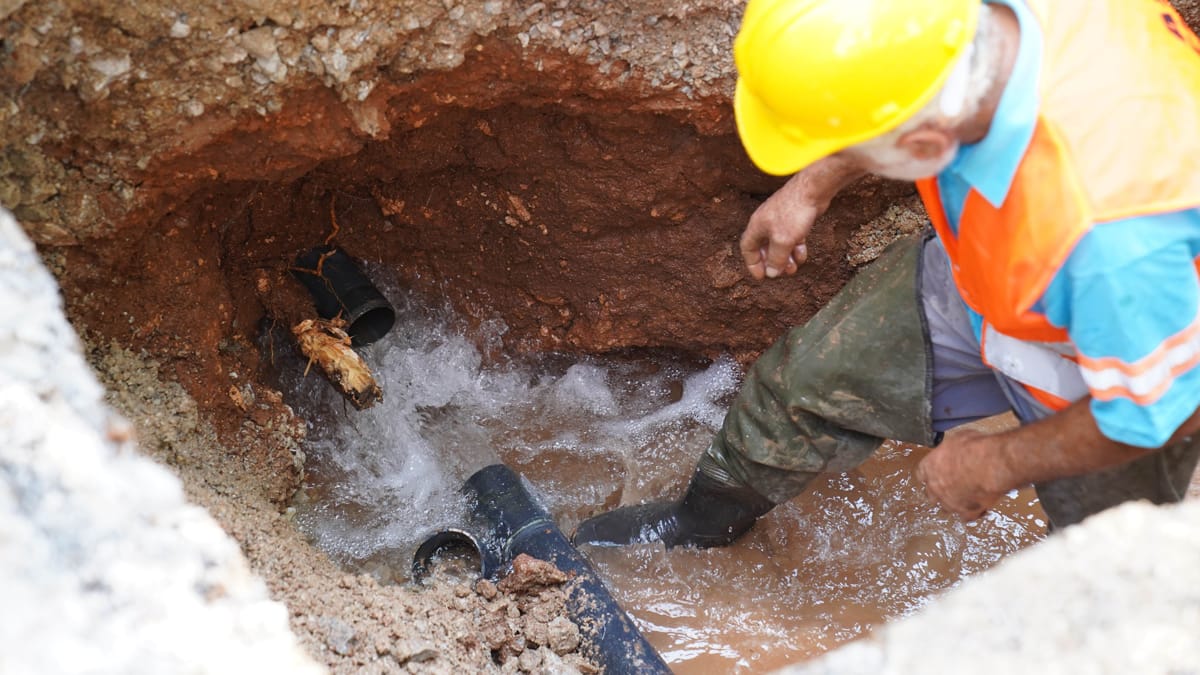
[414,464,672,674]
[293,246,396,346]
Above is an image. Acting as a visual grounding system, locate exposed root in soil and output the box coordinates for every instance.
[292,317,383,409]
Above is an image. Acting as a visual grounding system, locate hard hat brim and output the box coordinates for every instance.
[734,77,844,177]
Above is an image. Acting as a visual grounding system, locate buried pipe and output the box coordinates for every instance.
[414,464,672,674]
[289,246,392,409]
[293,246,396,346]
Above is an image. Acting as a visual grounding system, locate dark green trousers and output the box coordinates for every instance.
[703,233,1199,530]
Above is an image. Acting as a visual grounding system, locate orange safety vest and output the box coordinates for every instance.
[917,0,1200,409]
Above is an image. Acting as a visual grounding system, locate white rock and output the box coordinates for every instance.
[239,26,277,61]
[170,17,191,39]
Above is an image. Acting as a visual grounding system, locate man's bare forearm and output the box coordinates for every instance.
[917,397,1200,520]
[987,398,1200,493]
[986,399,1151,493]
[785,153,867,208]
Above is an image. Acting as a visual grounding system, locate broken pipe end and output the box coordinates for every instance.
[293,247,396,346]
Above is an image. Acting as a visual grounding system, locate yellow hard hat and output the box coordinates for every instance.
[733,0,980,176]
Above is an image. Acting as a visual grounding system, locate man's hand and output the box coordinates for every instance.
[916,429,1009,521]
[740,154,865,280]
[740,190,821,279]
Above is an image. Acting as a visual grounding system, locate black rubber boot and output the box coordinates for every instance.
[572,466,775,549]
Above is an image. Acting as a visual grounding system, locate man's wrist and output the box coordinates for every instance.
[976,430,1023,495]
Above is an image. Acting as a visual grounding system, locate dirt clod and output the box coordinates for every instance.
[318,615,358,656]
[476,578,500,600]
[394,640,439,665]
[497,554,572,594]
[547,616,582,655]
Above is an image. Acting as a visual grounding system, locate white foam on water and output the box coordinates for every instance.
[549,364,619,417]
[603,354,740,438]
[277,283,743,575]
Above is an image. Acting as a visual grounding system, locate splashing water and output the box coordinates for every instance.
[274,279,741,577]
[276,283,1044,671]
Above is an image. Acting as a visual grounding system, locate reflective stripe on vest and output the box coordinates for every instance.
[982,323,1088,404]
[1076,307,1200,406]
[983,271,1200,409]
[917,0,1200,411]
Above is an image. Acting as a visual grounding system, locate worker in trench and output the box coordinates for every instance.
[573,0,1200,548]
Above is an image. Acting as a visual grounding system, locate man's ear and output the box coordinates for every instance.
[897,127,954,161]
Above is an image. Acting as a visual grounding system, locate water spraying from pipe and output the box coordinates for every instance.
[271,273,1045,672]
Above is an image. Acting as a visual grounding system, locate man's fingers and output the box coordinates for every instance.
[764,236,803,278]
[916,463,938,505]
[919,460,990,521]
[793,243,808,266]
[781,244,807,275]
[741,203,816,278]
[740,245,767,280]
[746,260,766,280]
[739,229,769,279]
[772,254,798,278]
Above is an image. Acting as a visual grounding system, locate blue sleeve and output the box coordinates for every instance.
[1040,209,1200,448]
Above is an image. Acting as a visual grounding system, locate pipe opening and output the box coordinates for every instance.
[411,528,495,583]
[293,246,397,346]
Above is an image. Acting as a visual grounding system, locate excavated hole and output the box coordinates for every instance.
[56,90,1033,673]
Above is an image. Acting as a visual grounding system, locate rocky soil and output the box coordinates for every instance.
[91,338,600,674]
[3,0,1200,672]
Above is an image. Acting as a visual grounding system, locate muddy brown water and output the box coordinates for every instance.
[577,444,1044,673]
[269,284,1060,672]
